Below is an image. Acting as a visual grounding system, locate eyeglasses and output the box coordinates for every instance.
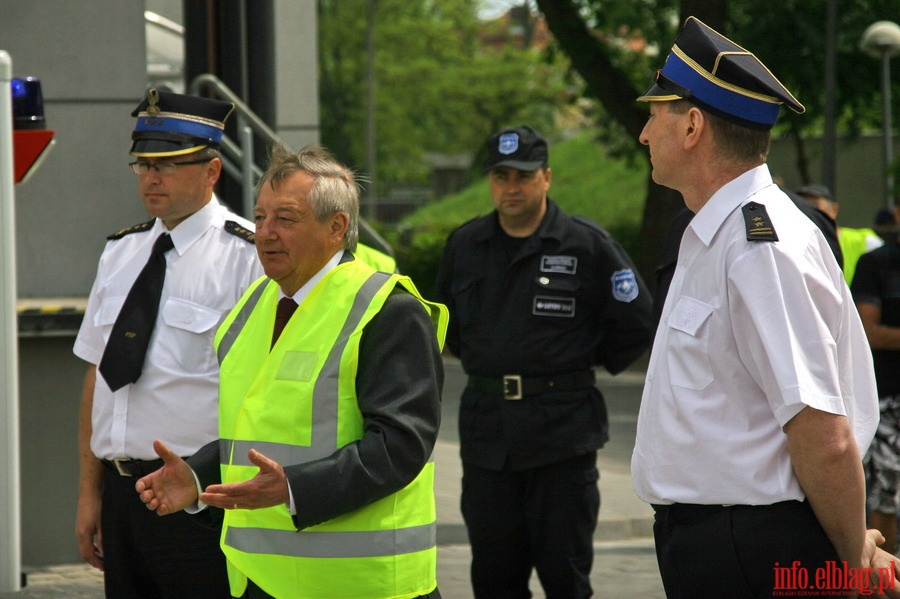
[128,158,213,176]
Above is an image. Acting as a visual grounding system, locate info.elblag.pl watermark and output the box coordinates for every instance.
[773,560,896,596]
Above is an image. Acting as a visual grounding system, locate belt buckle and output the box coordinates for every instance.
[113,458,133,477]
[503,375,522,400]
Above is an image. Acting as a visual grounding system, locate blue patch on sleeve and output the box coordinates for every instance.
[611,269,639,303]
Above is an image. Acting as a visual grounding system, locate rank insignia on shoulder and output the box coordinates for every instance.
[106,219,155,240]
[742,202,778,242]
[225,220,255,243]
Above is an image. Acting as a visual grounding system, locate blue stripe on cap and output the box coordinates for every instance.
[662,51,781,127]
[134,115,224,143]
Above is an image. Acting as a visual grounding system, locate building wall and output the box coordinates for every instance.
[273,0,320,150]
[769,134,900,229]
[1,1,149,299]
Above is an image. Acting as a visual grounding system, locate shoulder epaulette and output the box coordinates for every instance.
[106,219,155,240]
[225,220,255,243]
[742,202,778,242]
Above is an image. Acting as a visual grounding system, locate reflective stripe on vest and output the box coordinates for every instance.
[216,276,270,365]
[220,438,435,468]
[225,520,436,558]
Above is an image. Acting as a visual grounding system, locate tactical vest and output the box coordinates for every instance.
[213,260,447,598]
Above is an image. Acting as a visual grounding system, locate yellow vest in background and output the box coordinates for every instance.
[354,243,398,273]
[839,227,883,284]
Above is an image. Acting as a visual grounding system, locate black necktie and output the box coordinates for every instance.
[272,297,298,348]
[98,233,175,391]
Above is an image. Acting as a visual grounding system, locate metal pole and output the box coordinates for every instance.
[239,120,255,218]
[365,0,377,219]
[822,0,837,196]
[883,47,895,211]
[0,49,23,593]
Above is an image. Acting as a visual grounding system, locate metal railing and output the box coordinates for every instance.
[188,74,393,256]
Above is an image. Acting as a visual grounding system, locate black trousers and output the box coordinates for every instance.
[461,452,600,599]
[101,466,230,598]
[653,500,846,599]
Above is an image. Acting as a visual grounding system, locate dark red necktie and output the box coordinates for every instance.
[272,297,298,348]
[98,233,175,391]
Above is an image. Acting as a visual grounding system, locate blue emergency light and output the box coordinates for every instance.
[10,76,45,130]
[9,75,54,184]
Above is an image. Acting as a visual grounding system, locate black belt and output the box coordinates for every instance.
[652,500,806,519]
[467,370,595,400]
[101,458,165,478]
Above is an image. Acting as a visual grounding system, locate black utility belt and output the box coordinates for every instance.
[466,370,595,400]
[101,457,165,478]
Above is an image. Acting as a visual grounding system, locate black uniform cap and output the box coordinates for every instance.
[129,89,235,157]
[637,16,804,130]
[482,126,548,173]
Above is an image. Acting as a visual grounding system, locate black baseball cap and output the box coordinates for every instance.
[482,126,548,174]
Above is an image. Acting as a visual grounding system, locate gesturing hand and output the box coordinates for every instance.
[135,439,199,516]
[200,448,289,511]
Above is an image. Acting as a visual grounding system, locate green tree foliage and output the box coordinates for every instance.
[534,0,900,283]
[318,0,569,190]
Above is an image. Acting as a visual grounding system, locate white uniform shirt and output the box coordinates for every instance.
[74,196,264,460]
[632,165,878,506]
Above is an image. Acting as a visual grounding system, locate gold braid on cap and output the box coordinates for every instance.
[146,89,161,116]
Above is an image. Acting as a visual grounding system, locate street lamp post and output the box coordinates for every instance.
[861,21,900,211]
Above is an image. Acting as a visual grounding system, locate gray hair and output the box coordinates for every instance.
[256,143,360,251]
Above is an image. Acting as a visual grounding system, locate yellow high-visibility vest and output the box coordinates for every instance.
[213,260,447,598]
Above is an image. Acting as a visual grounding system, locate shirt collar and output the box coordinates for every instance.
[690,165,775,247]
[157,194,222,255]
[281,249,345,305]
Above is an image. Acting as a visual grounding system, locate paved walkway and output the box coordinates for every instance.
[4,538,665,598]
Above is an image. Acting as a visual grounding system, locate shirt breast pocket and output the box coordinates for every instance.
[95,296,126,330]
[159,298,223,374]
[665,296,715,390]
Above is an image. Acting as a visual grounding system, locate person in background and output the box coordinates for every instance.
[873,207,900,245]
[74,89,263,598]
[134,144,447,599]
[796,182,883,284]
[851,224,900,555]
[435,125,654,598]
[632,16,900,597]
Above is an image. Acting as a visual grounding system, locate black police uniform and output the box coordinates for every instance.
[436,198,654,597]
[851,243,900,397]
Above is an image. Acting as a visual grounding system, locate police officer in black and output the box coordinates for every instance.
[435,126,654,598]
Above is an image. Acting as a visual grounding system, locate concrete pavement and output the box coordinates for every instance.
[1,358,665,598]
